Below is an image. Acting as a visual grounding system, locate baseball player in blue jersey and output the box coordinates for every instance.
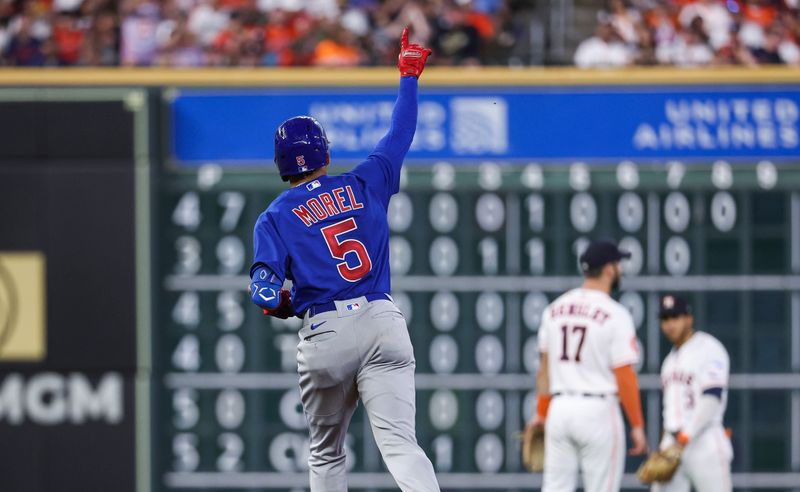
[248,29,439,492]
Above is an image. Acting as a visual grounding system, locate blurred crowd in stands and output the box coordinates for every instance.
[0,0,524,66]
[1,0,797,67]
[576,0,800,67]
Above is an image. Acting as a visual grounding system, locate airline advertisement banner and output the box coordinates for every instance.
[170,85,800,165]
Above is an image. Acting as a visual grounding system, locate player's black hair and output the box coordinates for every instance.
[283,170,316,184]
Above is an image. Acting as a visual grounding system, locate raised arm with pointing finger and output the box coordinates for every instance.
[249,28,439,492]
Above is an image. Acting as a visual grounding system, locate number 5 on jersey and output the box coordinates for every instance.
[321,217,373,282]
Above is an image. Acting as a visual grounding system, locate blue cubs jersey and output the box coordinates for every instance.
[251,77,418,316]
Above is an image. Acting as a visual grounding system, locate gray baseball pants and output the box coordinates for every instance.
[297,296,440,492]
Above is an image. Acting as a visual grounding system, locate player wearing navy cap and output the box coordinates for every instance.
[248,29,439,492]
[528,239,647,492]
[654,294,732,492]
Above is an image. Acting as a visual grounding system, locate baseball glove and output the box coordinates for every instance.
[636,444,682,484]
[521,423,545,472]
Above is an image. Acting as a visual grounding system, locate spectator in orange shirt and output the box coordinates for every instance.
[311,24,363,66]
[218,0,253,12]
[465,3,495,40]
[743,0,778,27]
[52,11,85,65]
[263,8,296,66]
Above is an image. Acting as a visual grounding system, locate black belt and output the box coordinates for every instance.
[305,293,391,318]
[552,391,616,399]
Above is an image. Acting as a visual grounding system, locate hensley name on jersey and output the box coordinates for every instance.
[549,302,611,325]
[292,184,364,227]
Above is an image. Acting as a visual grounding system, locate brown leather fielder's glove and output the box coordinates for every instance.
[521,423,545,472]
[636,444,682,484]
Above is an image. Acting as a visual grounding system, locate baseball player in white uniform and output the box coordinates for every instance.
[654,294,733,492]
[528,240,648,492]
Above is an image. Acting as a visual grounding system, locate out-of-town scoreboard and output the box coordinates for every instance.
[154,160,800,491]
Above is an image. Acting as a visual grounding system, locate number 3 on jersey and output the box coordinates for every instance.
[321,218,373,282]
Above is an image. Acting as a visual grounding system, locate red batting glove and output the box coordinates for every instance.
[262,289,295,319]
[397,27,432,79]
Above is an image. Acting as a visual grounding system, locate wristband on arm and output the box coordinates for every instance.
[536,394,552,419]
[249,265,283,310]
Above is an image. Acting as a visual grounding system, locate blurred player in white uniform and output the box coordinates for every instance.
[528,240,647,492]
[654,294,732,492]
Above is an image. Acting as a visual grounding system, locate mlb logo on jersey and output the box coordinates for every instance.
[306,180,321,191]
[346,302,361,311]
